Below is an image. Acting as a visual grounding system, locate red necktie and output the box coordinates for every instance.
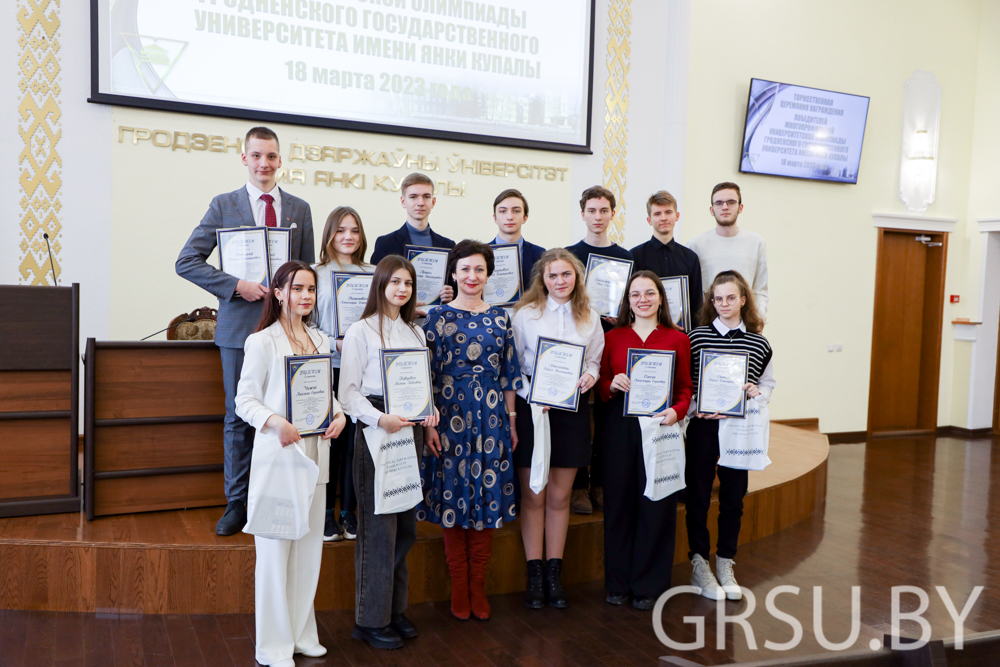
[260,193,277,228]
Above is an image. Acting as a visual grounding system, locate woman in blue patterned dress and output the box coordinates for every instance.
[419,239,523,621]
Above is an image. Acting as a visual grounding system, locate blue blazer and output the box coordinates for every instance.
[519,239,546,293]
[176,187,315,349]
[370,223,455,265]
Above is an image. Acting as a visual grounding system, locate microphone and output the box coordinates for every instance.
[141,316,198,341]
[43,233,58,286]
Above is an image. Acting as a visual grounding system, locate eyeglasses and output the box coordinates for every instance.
[712,295,741,305]
[712,199,739,208]
[628,290,658,300]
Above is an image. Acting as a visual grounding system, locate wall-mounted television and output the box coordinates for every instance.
[740,78,870,184]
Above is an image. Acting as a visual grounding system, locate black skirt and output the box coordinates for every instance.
[513,393,592,469]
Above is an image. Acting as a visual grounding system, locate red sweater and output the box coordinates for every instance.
[598,324,692,416]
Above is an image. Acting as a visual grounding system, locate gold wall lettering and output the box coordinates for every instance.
[17,0,62,285]
[604,0,630,245]
[116,127,570,188]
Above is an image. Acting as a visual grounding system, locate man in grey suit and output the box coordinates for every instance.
[176,126,315,535]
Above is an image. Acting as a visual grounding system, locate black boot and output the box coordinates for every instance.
[524,560,545,609]
[545,559,568,609]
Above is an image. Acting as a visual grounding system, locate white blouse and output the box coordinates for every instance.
[511,296,605,400]
[338,313,427,428]
[312,260,374,368]
[235,321,344,485]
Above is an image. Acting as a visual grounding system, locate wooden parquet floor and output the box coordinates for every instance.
[2,434,999,666]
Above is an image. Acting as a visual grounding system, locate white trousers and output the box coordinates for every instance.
[254,483,326,666]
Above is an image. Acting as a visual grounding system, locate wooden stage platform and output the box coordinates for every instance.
[0,424,828,615]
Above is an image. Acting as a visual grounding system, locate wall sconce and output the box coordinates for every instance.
[898,70,942,213]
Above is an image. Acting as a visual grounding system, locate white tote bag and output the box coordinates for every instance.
[638,417,686,501]
[244,441,320,540]
[364,424,423,515]
[528,404,551,494]
[718,397,771,471]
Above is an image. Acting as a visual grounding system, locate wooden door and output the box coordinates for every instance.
[867,229,947,436]
[994,315,1000,435]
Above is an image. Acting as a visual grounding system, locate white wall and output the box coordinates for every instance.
[6,0,999,434]
[683,0,984,432]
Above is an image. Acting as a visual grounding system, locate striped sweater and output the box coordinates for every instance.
[688,323,773,394]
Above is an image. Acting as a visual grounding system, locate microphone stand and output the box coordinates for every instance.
[141,317,198,341]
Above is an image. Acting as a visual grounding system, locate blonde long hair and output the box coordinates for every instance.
[514,248,593,333]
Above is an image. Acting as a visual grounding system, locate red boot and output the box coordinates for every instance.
[467,529,494,620]
[442,527,471,620]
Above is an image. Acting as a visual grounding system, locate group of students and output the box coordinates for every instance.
[176,127,775,667]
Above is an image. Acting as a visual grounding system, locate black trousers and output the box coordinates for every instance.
[574,393,604,490]
[684,417,749,560]
[602,395,677,598]
[327,367,358,513]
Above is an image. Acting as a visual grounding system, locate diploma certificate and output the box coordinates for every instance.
[405,245,449,306]
[217,227,270,287]
[584,254,633,318]
[624,349,676,416]
[332,272,374,339]
[696,349,749,417]
[266,228,290,281]
[484,243,522,307]
[380,348,434,421]
[284,354,333,436]
[527,337,586,411]
[660,276,691,332]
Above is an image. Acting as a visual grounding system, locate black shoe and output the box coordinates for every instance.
[545,559,568,609]
[390,614,418,639]
[341,511,358,540]
[215,501,246,536]
[606,592,631,605]
[324,510,344,542]
[352,624,403,650]
[632,596,656,610]
[524,560,545,609]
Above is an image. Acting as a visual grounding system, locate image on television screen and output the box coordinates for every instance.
[740,78,870,184]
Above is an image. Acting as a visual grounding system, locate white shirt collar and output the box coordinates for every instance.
[546,295,570,312]
[246,181,279,201]
[712,317,746,335]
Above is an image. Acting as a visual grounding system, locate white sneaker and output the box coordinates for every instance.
[715,555,742,600]
[690,554,724,600]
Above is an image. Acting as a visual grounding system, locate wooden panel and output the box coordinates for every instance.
[0,286,75,370]
[0,420,72,500]
[93,472,226,517]
[917,233,947,432]
[94,422,224,472]
[0,371,72,413]
[94,347,224,420]
[869,231,927,432]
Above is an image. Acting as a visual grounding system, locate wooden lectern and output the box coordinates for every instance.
[0,284,81,518]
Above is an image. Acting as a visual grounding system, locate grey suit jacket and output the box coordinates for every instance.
[176,186,315,348]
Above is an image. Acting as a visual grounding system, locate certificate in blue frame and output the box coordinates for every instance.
[265,227,291,281]
[405,245,450,306]
[527,337,586,411]
[284,354,333,437]
[584,253,633,318]
[217,226,271,288]
[623,348,675,416]
[484,243,523,307]
[696,349,749,418]
[380,348,435,421]
[659,275,691,332]
[332,272,375,339]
